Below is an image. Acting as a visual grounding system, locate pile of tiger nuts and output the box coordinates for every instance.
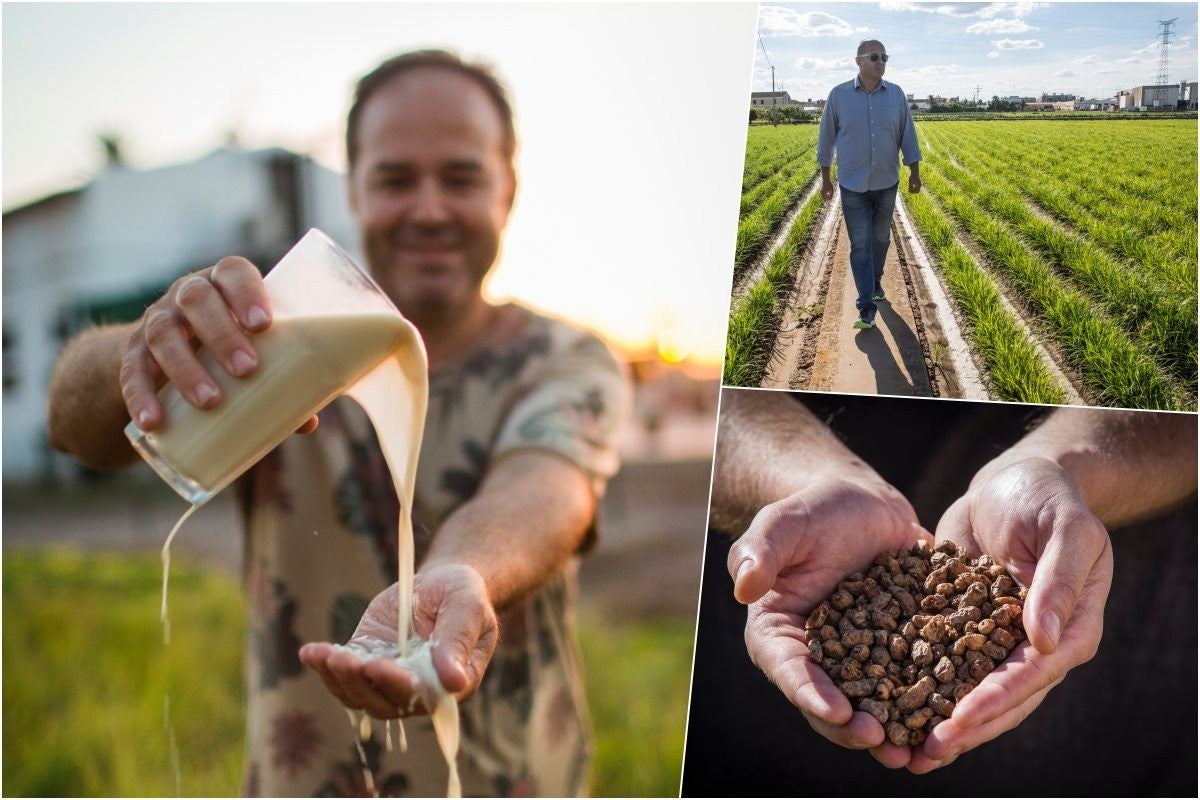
[804,539,1026,746]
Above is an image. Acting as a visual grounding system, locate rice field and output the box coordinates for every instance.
[725,124,826,386]
[915,118,1196,409]
[725,117,1198,410]
[734,125,822,280]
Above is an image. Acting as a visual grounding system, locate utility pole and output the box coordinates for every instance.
[758,33,778,126]
[975,85,982,108]
[1154,18,1176,109]
[771,64,778,126]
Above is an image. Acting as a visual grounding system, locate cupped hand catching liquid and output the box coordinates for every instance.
[299,564,499,719]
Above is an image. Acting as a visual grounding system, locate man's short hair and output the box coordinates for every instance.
[345,49,516,170]
[856,39,886,56]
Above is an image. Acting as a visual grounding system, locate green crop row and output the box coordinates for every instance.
[733,168,818,281]
[924,124,1196,300]
[917,131,1196,391]
[926,121,1197,249]
[724,188,826,387]
[917,159,1190,410]
[902,190,1068,404]
[741,125,821,193]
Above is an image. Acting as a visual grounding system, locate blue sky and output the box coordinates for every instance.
[753,2,1198,102]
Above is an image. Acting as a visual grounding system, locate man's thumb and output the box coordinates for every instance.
[727,525,784,605]
[1024,507,1107,655]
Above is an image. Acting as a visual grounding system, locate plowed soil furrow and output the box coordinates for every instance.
[761,194,982,399]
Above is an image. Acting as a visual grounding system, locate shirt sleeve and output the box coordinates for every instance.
[899,96,922,166]
[817,88,837,168]
[493,326,630,499]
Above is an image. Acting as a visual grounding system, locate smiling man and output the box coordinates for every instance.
[47,50,628,796]
[817,39,922,331]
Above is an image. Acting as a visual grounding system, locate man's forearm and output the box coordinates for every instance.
[985,408,1196,528]
[419,450,595,611]
[47,324,141,470]
[709,390,879,534]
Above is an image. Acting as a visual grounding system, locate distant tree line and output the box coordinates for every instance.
[749,105,817,125]
[911,95,1027,113]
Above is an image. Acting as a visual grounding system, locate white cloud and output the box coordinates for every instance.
[988,50,1001,58]
[1055,69,1077,77]
[879,2,1045,19]
[904,63,964,78]
[1095,69,1120,75]
[880,1,997,17]
[966,18,1034,34]
[1005,2,1048,18]
[758,6,856,37]
[992,38,1044,50]
[1075,54,1103,65]
[793,56,851,72]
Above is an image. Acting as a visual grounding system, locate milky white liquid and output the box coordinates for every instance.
[145,312,408,497]
[345,354,463,799]
[155,310,463,797]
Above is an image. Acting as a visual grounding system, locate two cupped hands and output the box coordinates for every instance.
[726,456,1113,773]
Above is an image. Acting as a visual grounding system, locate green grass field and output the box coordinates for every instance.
[3,548,692,797]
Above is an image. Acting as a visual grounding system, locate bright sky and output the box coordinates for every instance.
[2,2,760,370]
[754,1,1198,102]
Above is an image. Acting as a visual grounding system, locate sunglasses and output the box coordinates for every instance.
[859,53,889,62]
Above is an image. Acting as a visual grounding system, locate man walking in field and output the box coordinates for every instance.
[818,39,922,330]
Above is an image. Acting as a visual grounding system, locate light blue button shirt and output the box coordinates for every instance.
[817,76,922,192]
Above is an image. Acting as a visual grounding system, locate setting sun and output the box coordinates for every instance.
[657,327,693,364]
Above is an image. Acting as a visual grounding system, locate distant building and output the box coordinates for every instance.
[1117,82,1197,110]
[2,144,356,480]
[907,93,931,111]
[1037,93,1076,103]
[750,91,799,107]
[1179,80,1198,110]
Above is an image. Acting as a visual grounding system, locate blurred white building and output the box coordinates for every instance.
[2,144,356,480]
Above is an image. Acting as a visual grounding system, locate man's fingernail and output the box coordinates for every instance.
[246,305,269,328]
[136,409,152,428]
[734,557,754,584]
[231,348,256,375]
[1041,611,1062,647]
[195,382,218,405]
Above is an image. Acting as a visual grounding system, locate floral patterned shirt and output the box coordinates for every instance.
[236,303,628,797]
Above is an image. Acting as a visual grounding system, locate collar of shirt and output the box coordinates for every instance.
[853,75,888,94]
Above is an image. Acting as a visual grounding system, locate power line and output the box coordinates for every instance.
[757,33,773,70]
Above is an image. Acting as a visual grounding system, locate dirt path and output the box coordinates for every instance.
[762,195,986,399]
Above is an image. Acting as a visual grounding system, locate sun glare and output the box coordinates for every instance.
[657,327,692,364]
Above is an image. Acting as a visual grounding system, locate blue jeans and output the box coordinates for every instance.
[840,182,898,318]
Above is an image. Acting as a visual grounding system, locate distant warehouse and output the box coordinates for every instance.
[1116,80,1198,111]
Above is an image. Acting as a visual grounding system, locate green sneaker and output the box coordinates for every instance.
[872,291,886,302]
[853,317,875,330]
